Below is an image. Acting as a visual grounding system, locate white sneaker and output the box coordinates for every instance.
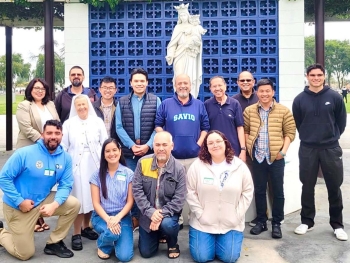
[334,228,348,241]
[294,224,314,235]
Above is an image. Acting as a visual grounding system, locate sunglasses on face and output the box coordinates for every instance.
[238,79,253,83]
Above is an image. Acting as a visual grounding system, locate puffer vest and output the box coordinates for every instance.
[119,92,158,158]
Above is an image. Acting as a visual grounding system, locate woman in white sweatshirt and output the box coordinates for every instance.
[186,130,254,263]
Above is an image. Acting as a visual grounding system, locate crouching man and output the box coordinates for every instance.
[132,131,186,259]
[0,120,80,260]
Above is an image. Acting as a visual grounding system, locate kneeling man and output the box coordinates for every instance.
[132,131,186,259]
[0,120,80,260]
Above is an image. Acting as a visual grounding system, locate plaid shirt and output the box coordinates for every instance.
[254,103,273,164]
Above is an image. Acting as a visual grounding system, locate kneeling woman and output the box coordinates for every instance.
[90,138,134,261]
[186,130,254,263]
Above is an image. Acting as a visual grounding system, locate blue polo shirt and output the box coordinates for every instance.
[204,96,244,156]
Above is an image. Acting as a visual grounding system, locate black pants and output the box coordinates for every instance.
[342,94,347,103]
[252,158,285,225]
[299,145,344,229]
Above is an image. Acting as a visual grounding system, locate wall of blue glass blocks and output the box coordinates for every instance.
[89,0,279,101]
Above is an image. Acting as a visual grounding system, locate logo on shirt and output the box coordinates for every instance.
[325,102,331,105]
[56,164,63,169]
[173,113,196,122]
[36,161,43,169]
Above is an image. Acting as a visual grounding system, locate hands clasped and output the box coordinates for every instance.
[107,216,121,235]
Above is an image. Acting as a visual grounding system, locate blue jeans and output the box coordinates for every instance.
[252,158,285,225]
[126,157,141,219]
[138,214,180,258]
[91,212,133,262]
[189,226,243,263]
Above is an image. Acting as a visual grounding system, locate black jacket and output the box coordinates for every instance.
[292,85,346,149]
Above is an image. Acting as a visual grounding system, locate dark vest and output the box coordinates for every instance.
[119,92,158,158]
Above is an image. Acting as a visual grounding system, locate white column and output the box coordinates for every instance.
[278,0,304,215]
[64,3,90,87]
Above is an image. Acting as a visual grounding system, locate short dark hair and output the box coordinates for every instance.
[130,68,148,82]
[99,138,126,199]
[306,63,325,75]
[24,78,50,105]
[198,130,234,165]
[43,120,62,131]
[209,76,227,87]
[69,66,85,76]
[100,76,116,87]
[256,78,274,90]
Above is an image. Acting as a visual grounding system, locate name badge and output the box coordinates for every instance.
[44,169,55,176]
[117,174,126,181]
[203,177,214,185]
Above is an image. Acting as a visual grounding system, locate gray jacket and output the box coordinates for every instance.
[132,154,186,232]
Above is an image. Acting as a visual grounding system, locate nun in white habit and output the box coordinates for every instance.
[62,94,108,250]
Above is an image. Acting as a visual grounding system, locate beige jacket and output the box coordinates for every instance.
[16,100,59,149]
[186,157,254,233]
[243,101,296,162]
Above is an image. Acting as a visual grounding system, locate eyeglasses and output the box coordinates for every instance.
[308,74,324,77]
[238,79,253,83]
[207,140,224,146]
[33,87,46,92]
[101,87,116,91]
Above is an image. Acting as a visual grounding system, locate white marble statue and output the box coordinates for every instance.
[166,3,207,98]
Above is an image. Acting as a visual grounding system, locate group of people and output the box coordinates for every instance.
[0,63,347,262]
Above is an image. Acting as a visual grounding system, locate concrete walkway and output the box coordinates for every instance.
[0,116,350,262]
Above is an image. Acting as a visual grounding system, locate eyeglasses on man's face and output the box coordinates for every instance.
[100,86,116,91]
[238,79,253,83]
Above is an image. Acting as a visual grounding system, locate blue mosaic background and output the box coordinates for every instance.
[89,0,279,101]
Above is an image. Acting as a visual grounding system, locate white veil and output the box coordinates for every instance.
[68,94,98,119]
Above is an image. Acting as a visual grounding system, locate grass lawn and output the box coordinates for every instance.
[345,98,350,113]
[0,94,25,115]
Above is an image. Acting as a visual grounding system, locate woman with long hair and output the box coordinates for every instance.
[90,138,134,261]
[186,130,254,263]
[16,78,59,232]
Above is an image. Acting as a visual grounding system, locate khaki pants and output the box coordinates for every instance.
[177,157,197,226]
[0,193,80,260]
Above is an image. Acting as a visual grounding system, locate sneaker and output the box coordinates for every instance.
[0,221,3,247]
[294,224,314,235]
[271,224,282,239]
[249,217,258,227]
[334,228,348,241]
[250,222,268,235]
[44,240,74,258]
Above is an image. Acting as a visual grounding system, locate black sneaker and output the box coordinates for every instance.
[249,217,258,227]
[250,222,268,235]
[44,240,74,258]
[179,224,184,230]
[71,234,83,251]
[0,221,3,247]
[81,227,98,240]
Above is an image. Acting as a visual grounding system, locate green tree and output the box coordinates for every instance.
[0,53,31,91]
[304,37,350,88]
[32,53,65,89]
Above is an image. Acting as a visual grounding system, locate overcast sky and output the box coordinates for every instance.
[0,22,349,68]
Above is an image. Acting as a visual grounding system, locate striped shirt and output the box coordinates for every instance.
[90,164,134,214]
[254,103,273,164]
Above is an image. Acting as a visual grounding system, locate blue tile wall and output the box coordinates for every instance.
[89,0,279,101]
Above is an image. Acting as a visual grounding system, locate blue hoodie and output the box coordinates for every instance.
[155,93,210,159]
[0,139,73,209]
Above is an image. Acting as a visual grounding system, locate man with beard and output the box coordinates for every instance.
[0,120,80,260]
[132,131,186,259]
[55,66,97,124]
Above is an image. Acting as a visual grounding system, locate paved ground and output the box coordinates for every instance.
[0,115,350,262]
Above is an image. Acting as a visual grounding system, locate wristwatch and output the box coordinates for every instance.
[241,147,246,151]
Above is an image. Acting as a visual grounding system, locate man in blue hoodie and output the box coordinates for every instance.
[0,120,80,260]
[155,74,209,226]
[292,64,347,241]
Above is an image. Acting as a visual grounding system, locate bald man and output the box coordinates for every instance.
[155,74,210,172]
[233,71,258,112]
[132,131,186,259]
